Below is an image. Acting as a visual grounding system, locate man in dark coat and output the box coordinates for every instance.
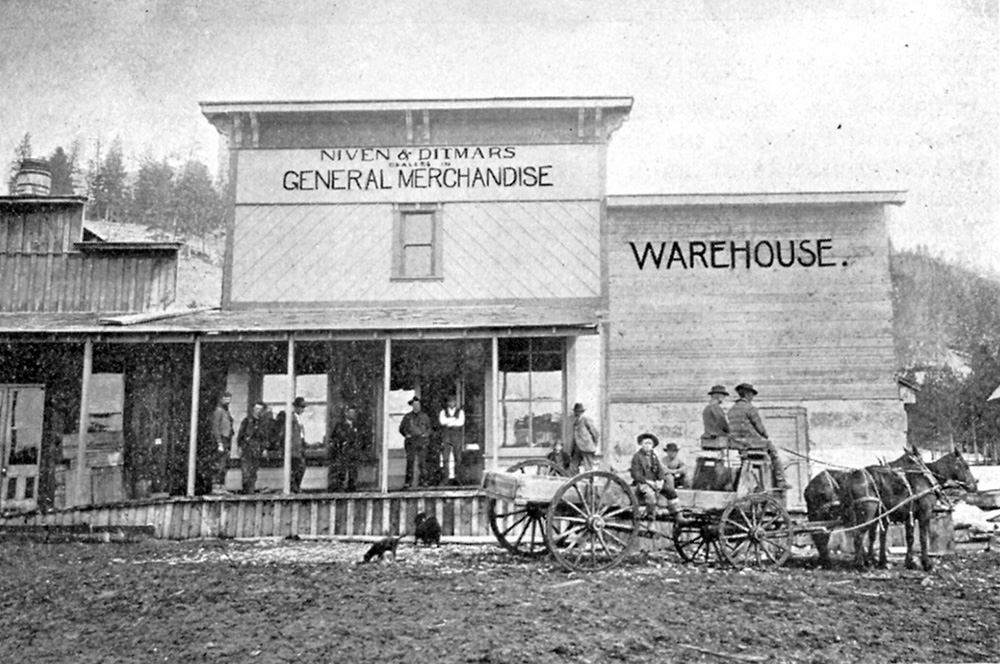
[700,384,731,448]
[329,406,365,492]
[236,400,272,494]
[728,383,789,489]
[399,397,431,489]
[274,396,309,493]
[629,433,683,522]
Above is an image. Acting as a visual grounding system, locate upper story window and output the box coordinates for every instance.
[392,204,443,280]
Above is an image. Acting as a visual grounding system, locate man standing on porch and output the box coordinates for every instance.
[236,401,271,494]
[569,402,600,474]
[400,397,432,489]
[438,394,465,486]
[209,392,234,494]
[274,396,308,493]
[329,406,364,492]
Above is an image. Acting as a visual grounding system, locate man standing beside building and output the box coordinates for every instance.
[728,383,789,489]
[400,397,431,489]
[209,391,234,494]
[329,406,364,492]
[438,394,465,486]
[237,400,272,494]
[701,385,731,448]
[569,402,599,474]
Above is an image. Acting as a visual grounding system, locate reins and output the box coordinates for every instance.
[778,446,854,470]
[835,484,938,535]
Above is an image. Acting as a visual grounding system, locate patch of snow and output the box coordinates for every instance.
[952,501,1000,534]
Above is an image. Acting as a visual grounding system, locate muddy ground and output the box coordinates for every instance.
[0,538,997,664]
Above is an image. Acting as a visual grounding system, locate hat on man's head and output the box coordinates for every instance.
[408,397,421,405]
[572,402,586,413]
[292,396,307,408]
[636,433,659,448]
[735,383,758,396]
[665,442,679,452]
[708,385,729,396]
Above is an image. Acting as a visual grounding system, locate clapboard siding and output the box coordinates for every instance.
[231,200,601,305]
[607,203,897,401]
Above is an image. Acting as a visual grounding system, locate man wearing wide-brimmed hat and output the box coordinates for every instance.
[629,433,685,522]
[399,396,432,489]
[569,402,599,474]
[700,384,731,449]
[728,383,788,489]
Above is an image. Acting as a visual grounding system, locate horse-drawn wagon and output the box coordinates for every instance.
[481,451,797,572]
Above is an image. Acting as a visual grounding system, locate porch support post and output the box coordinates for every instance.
[283,334,294,494]
[74,338,93,506]
[186,336,201,496]
[491,336,499,473]
[380,338,391,493]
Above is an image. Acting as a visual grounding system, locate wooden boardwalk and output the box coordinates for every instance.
[0,490,493,542]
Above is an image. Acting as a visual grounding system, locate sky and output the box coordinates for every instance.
[1,0,997,276]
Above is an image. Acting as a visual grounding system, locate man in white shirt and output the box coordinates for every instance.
[438,394,465,485]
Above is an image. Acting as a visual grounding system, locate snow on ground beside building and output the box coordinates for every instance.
[84,220,223,308]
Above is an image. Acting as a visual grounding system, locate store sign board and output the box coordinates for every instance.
[236,144,602,204]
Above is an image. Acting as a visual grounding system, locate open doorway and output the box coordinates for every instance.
[388,340,488,490]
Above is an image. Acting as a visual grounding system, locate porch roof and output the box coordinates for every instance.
[0,301,600,341]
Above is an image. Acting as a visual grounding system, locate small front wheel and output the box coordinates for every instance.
[673,520,720,564]
[718,493,792,569]
[487,459,568,558]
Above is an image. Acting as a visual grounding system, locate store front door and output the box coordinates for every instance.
[0,385,45,512]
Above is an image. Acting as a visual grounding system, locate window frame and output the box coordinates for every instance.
[497,337,567,450]
[391,203,444,281]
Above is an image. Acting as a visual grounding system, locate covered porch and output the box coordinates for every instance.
[0,302,602,518]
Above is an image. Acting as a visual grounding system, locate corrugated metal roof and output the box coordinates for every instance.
[0,302,600,339]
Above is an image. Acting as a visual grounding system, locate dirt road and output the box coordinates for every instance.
[0,539,996,663]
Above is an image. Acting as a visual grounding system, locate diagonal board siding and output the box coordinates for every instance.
[607,203,898,402]
[232,201,601,304]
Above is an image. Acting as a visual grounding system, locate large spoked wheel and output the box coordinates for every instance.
[488,459,569,558]
[673,517,721,564]
[545,470,639,572]
[718,493,793,569]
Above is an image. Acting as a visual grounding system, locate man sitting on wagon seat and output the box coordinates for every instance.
[728,383,790,490]
[700,384,732,449]
[630,433,684,522]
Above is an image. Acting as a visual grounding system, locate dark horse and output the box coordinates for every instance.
[839,448,978,571]
[804,469,851,567]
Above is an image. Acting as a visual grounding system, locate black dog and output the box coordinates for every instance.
[414,512,442,546]
[361,535,400,563]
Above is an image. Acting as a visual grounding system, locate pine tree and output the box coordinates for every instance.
[47,146,76,196]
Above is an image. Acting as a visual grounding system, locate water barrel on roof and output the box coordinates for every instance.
[14,158,51,196]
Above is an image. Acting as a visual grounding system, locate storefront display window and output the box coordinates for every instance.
[262,374,328,447]
[499,338,565,448]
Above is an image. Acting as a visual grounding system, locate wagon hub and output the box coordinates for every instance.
[586,514,606,531]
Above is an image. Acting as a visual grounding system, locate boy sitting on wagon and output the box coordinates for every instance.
[630,433,684,522]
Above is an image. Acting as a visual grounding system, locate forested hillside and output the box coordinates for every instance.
[890,247,1000,459]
